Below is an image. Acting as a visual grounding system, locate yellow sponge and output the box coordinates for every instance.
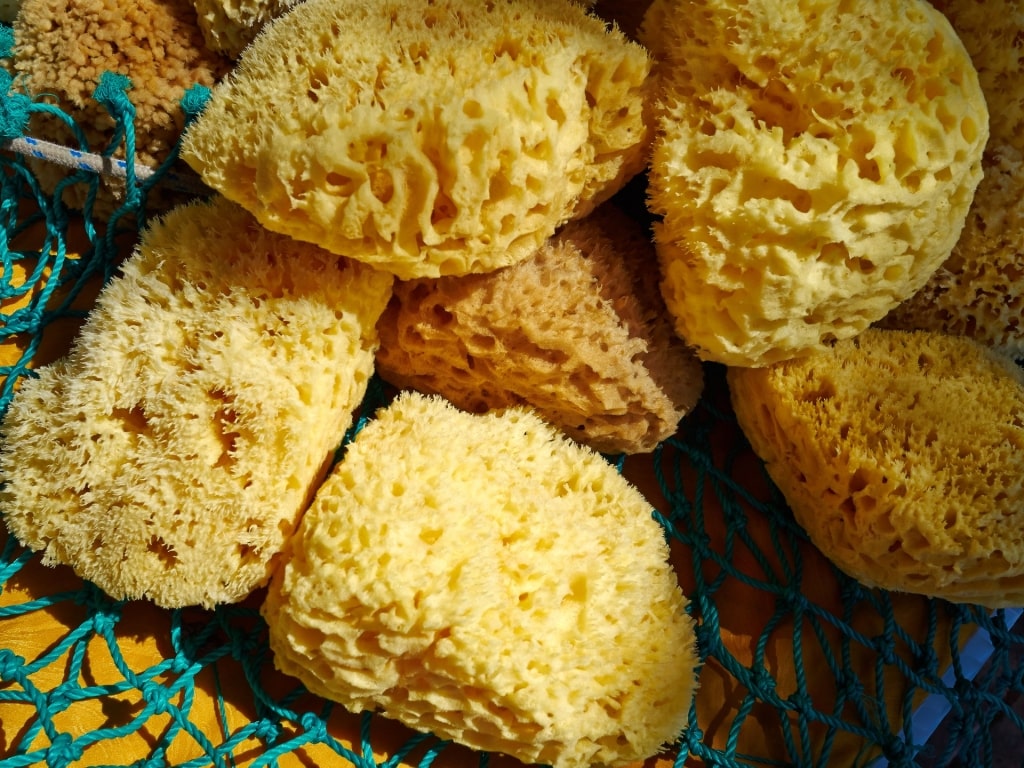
[728,329,1024,607]
[181,0,652,278]
[641,0,988,366]
[262,391,699,768]
[0,196,394,608]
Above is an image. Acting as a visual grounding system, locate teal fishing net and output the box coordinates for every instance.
[2,45,1024,768]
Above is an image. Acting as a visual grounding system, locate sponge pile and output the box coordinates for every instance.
[0,196,393,608]
[262,391,699,768]
[181,0,653,278]
[728,329,1024,607]
[375,203,704,454]
[641,0,988,366]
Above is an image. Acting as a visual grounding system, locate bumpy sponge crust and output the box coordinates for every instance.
[880,144,1024,357]
[10,0,231,211]
[189,0,300,58]
[641,0,988,366]
[262,391,698,768]
[0,197,394,608]
[181,0,652,279]
[375,204,704,454]
[728,329,1024,607]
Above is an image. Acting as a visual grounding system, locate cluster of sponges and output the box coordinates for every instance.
[375,204,704,454]
[728,329,1024,607]
[880,0,1024,357]
[640,0,988,366]
[262,391,699,768]
[181,0,653,279]
[0,196,393,608]
[6,0,231,211]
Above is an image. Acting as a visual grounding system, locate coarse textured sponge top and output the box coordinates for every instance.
[375,204,704,454]
[262,391,698,768]
[640,0,988,366]
[9,0,231,210]
[727,329,1024,607]
[181,0,652,279]
[0,196,394,608]
[189,0,300,59]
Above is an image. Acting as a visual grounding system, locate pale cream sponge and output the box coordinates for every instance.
[181,0,652,279]
[0,196,394,608]
[261,391,699,768]
[641,0,989,366]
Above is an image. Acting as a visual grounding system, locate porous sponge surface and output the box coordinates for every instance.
[0,196,394,608]
[262,391,699,768]
[375,205,704,454]
[728,329,1024,607]
[181,0,652,279]
[641,0,988,366]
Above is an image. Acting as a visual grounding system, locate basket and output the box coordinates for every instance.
[2,21,1024,768]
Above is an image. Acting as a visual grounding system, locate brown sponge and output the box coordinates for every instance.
[9,0,231,212]
[0,196,394,608]
[181,0,652,279]
[640,0,988,366]
[262,390,699,768]
[727,328,1024,607]
[375,204,703,454]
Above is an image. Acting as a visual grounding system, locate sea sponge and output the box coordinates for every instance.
[8,0,231,213]
[640,0,988,366]
[189,0,301,59]
[181,0,652,279]
[880,144,1024,357]
[878,1,1024,356]
[727,328,1024,607]
[262,391,699,768]
[375,204,704,454]
[0,196,394,608]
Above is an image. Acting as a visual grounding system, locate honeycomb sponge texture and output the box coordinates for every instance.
[262,391,698,768]
[190,0,300,58]
[881,144,1024,357]
[10,0,231,212]
[0,197,394,608]
[641,0,988,366]
[728,329,1024,607]
[375,205,704,454]
[181,0,652,279]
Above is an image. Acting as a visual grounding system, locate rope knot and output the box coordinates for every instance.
[45,733,84,767]
[0,649,25,679]
[299,711,329,742]
[142,682,174,716]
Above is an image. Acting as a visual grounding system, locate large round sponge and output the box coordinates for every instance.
[181,0,652,279]
[641,0,988,366]
[728,329,1024,607]
[262,391,699,768]
[0,196,394,608]
[375,204,704,455]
